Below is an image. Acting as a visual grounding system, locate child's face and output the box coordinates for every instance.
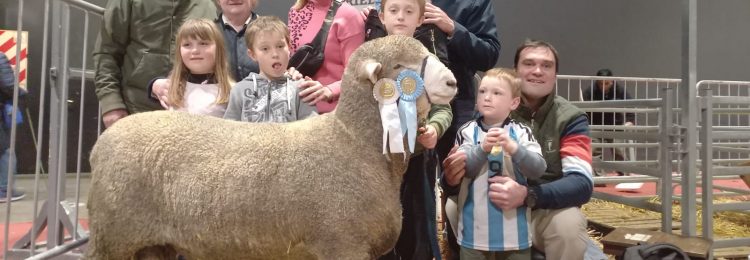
[477,77,520,125]
[180,37,217,75]
[248,31,290,79]
[379,0,423,36]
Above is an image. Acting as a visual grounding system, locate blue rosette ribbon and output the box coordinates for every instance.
[396,70,425,153]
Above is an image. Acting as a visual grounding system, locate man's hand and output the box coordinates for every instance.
[298,77,332,105]
[423,3,455,37]
[488,176,528,210]
[417,125,438,149]
[151,78,171,108]
[102,109,128,128]
[287,67,304,80]
[442,145,466,186]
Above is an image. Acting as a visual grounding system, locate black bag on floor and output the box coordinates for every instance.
[621,242,690,260]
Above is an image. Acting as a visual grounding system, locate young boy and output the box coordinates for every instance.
[375,0,453,259]
[224,16,317,123]
[448,68,545,260]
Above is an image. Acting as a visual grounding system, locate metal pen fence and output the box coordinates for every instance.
[697,80,750,250]
[558,76,750,254]
[2,0,103,259]
[556,75,682,231]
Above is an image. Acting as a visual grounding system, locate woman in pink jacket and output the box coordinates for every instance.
[288,0,365,114]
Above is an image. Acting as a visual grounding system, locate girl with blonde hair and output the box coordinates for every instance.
[166,18,234,117]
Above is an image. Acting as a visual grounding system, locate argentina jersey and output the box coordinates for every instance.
[455,117,538,251]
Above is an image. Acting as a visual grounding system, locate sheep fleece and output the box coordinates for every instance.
[86,36,445,259]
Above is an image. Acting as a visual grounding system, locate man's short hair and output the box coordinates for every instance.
[596,68,613,76]
[513,39,560,73]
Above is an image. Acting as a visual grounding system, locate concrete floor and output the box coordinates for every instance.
[1,173,90,224]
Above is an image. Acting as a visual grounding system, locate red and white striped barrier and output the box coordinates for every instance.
[0,29,28,89]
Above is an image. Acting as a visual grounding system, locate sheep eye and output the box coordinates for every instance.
[393,64,403,70]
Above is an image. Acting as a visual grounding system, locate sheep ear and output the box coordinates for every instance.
[361,60,382,84]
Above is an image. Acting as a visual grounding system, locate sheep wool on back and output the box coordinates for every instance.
[86,35,457,260]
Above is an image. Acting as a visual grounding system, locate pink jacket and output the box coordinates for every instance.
[289,0,365,113]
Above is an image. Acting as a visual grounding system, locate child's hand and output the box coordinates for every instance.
[482,128,519,155]
[417,125,438,149]
[298,76,332,105]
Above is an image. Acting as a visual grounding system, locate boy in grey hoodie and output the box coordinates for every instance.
[224,16,317,123]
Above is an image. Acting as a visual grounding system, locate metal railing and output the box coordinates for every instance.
[557,75,681,231]
[697,80,750,250]
[3,0,103,259]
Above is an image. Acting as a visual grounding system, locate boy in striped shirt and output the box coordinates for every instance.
[449,68,545,259]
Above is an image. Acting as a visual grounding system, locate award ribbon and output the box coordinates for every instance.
[373,78,404,154]
[396,70,424,153]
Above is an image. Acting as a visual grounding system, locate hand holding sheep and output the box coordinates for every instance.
[417,125,438,149]
[481,127,518,155]
[298,76,333,104]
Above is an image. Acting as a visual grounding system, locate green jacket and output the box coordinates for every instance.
[413,103,452,155]
[93,0,217,114]
[511,94,587,184]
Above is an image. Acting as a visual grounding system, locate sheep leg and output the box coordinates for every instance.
[133,245,178,260]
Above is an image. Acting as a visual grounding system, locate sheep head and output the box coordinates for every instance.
[337,36,457,172]
[354,36,457,106]
[338,35,457,126]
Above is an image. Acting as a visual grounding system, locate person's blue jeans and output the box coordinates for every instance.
[0,148,17,190]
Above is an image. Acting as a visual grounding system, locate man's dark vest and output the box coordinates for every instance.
[511,94,586,185]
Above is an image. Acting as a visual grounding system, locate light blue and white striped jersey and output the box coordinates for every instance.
[454,117,542,251]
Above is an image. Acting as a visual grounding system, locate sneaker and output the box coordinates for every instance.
[0,189,25,203]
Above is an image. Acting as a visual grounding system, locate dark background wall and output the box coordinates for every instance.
[258,0,750,81]
[1,0,748,172]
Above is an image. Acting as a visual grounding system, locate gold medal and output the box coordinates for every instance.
[373,78,400,104]
[401,77,416,95]
[380,81,396,99]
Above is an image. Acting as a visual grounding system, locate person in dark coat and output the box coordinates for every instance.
[428,0,501,259]
[583,69,634,175]
[0,51,25,202]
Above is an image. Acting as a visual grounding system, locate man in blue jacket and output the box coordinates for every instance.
[0,52,25,203]
[424,1,501,259]
[429,0,501,163]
